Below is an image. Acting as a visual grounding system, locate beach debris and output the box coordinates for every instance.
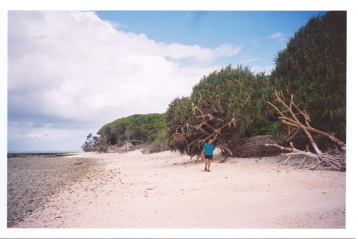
[265,92,346,171]
[170,105,280,162]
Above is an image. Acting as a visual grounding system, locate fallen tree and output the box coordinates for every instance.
[167,65,284,161]
[171,105,280,162]
[265,92,346,171]
[171,106,239,161]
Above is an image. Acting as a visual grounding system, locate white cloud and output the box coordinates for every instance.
[267,32,286,41]
[251,65,274,74]
[8,10,240,150]
[8,122,89,151]
[242,58,259,63]
[213,44,242,57]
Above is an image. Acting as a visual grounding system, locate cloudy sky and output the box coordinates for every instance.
[5,9,332,152]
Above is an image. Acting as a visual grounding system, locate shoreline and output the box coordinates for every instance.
[7,153,101,227]
[8,150,346,228]
[7,152,79,158]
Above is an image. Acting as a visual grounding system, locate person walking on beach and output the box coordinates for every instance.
[201,139,215,172]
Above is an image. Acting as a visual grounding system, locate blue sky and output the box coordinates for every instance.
[3,9,344,153]
[95,11,325,70]
[1,3,357,238]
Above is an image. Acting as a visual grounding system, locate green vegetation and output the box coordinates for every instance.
[166,65,282,156]
[83,11,346,155]
[271,11,346,140]
[166,11,346,156]
[82,113,168,152]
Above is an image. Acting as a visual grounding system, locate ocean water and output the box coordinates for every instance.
[7,150,82,154]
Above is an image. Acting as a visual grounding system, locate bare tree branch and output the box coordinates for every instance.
[265,92,346,171]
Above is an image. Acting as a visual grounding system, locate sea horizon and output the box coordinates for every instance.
[7,150,83,154]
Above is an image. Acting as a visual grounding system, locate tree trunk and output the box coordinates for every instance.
[265,92,345,171]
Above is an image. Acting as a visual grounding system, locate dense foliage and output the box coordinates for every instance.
[82,113,168,152]
[270,11,346,140]
[166,65,281,156]
[83,11,346,155]
[166,11,346,156]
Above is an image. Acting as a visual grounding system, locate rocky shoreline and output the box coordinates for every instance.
[7,153,101,227]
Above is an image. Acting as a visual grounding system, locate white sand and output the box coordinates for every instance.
[13,150,346,229]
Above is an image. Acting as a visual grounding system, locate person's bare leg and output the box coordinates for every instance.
[205,158,209,171]
[207,159,211,172]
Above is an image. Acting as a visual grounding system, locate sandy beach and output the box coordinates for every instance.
[8,150,346,229]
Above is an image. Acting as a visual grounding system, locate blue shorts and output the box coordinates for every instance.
[205,155,213,160]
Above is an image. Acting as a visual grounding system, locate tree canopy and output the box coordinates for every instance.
[82,113,168,152]
[270,11,346,140]
[83,11,346,157]
[97,113,167,146]
[166,11,346,157]
[166,65,279,157]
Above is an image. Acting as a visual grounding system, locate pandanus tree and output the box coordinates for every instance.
[270,11,346,141]
[166,11,346,160]
[166,65,277,159]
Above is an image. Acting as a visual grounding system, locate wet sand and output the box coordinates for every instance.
[7,153,101,227]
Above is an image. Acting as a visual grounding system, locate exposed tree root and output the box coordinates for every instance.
[265,92,346,171]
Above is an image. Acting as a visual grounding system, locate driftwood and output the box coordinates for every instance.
[265,92,346,171]
[171,105,242,159]
[171,104,281,161]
